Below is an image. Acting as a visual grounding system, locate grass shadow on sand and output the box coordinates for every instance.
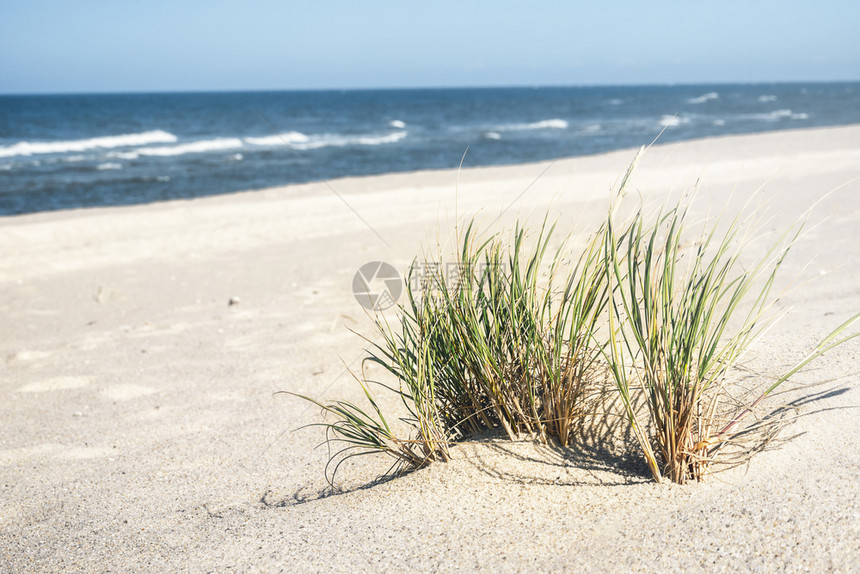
[259,472,402,508]
[458,391,652,487]
[709,383,856,475]
[265,382,856,508]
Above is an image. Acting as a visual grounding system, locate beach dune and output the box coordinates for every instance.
[2,125,859,572]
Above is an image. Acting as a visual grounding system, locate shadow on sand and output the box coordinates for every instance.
[265,382,855,507]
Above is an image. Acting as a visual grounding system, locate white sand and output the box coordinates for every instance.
[1,125,859,572]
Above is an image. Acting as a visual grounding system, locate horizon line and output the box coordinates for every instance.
[2,78,859,98]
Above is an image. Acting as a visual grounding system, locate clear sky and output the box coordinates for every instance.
[1,0,858,94]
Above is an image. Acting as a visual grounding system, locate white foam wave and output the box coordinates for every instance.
[496,119,569,131]
[0,163,13,171]
[246,131,407,150]
[121,138,244,158]
[754,109,808,121]
[761,109,792,120]
[712,119,726,126]
[758,95,778,103]
[659,115,690,127]
[96,162,123,170]
[353,132,407,146]
[0,130,177,158]
[389,120,407,129]
[687,92,719,104]
[244,131,309,146]
[484,131,502,140]
[582,124,601,133]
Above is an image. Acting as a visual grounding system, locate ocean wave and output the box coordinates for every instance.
[96,163,123,170]
[581,124,601,133]
[246,131,407,150]
[244,131,309,146]
[659,115,690,127]
[305,131,408,149]
[389,120,407,129]
[113,138,244,159]
[483,131,502,140]
[758,95,778,103]
[687,92,719,104]
[753,109,808,121]
[495,118,568,131]
[0,130,177,158]
[363,132,407,144]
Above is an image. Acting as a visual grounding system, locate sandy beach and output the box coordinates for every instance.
[2,125,859,572]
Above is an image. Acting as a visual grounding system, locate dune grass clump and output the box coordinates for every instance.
[297,218,610,482]
[606,208,860,482]
[602,156,860,483]
[390,219,610,447]
[605,199,802,483]
[296,153,859,485]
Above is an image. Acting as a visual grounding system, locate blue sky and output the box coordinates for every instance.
[1,0,858,94]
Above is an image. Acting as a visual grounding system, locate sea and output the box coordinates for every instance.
[1,83,858,216]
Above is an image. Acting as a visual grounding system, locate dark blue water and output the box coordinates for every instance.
[1,83,858,215]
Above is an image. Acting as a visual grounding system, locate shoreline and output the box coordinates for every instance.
[2,124,859,284]
[2,124,859,571]
[2,121,859,223]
